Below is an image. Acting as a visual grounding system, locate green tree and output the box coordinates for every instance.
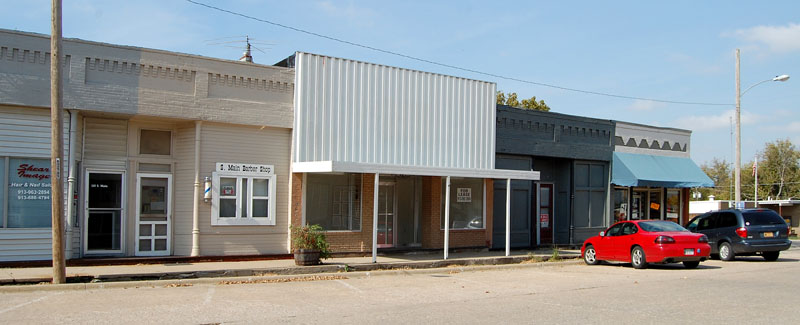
[699,158,733,200]
[755,139,800,199]
[496,91,506,106]
[496,91,551,112]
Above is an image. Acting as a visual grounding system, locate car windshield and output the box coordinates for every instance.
[742,211,786,226]
[638,221,688,232]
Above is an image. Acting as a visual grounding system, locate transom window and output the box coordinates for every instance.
[139,129,172,155]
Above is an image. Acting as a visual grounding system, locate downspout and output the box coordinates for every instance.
[191,121,202,256]
[65,110,78,259]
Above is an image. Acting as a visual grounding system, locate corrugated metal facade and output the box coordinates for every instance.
[293,52,497,171]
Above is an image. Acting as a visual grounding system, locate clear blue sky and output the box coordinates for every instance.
[3,1,799,166]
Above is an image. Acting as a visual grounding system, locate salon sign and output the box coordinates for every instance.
[216,162,274,176]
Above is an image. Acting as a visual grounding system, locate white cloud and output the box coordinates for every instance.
[787,121,800,132]
[730,23,800,54]
[674,109,763,131]
[627,99,666,111]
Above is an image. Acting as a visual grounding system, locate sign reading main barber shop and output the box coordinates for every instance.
[216,162,274,176]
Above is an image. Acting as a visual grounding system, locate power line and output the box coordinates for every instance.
[186,0,733,107]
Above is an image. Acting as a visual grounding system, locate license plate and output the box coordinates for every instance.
[763,232,774,238]
[684,248,695,256]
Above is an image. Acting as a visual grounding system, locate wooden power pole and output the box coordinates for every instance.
[50,0,66,284]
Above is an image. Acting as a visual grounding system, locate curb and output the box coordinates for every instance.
[0,257,582,293]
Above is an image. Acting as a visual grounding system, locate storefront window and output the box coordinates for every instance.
[441,177,484,229]
[306,174,362,231]
[211,165,276,226]
[631,190,645,220]
[7,158,52,228]
[612,188,628,222]
[666,189,681,223]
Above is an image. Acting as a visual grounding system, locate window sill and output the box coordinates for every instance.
[211,218,275,226]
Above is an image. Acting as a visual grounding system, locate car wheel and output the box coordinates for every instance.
[584,245,601,265]
[631,246,648,269]
[683,261,700,269]
[719,242,735,261]
[762,251,780,261]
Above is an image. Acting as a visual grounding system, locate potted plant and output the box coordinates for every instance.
[291,224,331,266]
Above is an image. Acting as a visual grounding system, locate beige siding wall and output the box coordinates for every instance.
[83,118,128,170]
[173,122,291,256]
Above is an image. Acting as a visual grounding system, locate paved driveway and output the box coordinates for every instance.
[1,245,798,324]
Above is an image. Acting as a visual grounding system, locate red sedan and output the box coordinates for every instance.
[581,220,711,269]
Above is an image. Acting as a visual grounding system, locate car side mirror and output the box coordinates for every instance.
[599,231,605,237]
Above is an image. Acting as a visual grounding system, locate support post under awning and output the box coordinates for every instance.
[372,173,380,263]
[444,176,451,260]
[505,178,511,257]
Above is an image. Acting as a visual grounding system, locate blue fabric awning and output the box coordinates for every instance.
[611,152,714,188]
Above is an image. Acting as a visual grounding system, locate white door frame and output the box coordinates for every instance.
[83,169,126,256]
[378,181,397,248]
[134,173,172,256]
[537,182,555,245]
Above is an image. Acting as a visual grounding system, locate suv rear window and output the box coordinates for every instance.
[742,211,786,226]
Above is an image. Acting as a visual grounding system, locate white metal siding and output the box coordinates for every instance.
[0,229,52,261]
[83,118,127,169]
[0,105,72,261]
[294,52,496,170]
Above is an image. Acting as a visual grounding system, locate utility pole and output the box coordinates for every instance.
[50,0,66,284]
[734,49,741,208]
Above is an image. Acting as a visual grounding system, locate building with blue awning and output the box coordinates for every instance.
[611,122,714,226]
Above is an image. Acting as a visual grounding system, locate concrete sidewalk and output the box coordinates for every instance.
[0,248,580,286]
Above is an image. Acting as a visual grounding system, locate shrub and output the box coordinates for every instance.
[291,224,331,259]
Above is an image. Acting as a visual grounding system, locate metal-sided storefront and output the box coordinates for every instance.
[289,52,539,261]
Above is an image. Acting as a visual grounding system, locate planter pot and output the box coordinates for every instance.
[294,249,321,266]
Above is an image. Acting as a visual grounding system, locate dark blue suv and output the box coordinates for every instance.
[687,209,791,261]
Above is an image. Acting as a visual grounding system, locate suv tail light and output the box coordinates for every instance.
[735,227,748,238]
[654,235,675,244]
[698,235,708,243]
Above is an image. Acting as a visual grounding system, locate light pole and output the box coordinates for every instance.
[734,48,789,208]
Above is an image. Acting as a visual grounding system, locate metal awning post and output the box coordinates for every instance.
[444,176,451,260]
[372,173,379,263]
[506,178,511,257]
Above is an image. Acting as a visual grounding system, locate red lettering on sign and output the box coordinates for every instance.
[17,164,50,180]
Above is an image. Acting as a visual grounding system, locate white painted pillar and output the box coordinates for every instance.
[444,176,451,260]
[506,178,511,257]
[191,121,202,256]
[372,173,380,263]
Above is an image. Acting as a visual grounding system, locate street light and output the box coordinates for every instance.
[734,49,789,208]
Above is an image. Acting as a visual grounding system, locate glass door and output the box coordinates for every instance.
[538,183,554,245]
[377,183,395,248]
[136,174,171,256]
[648,189,662,220]
[85,171,124,254]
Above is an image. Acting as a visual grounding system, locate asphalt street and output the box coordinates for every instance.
[2,246,798,324]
